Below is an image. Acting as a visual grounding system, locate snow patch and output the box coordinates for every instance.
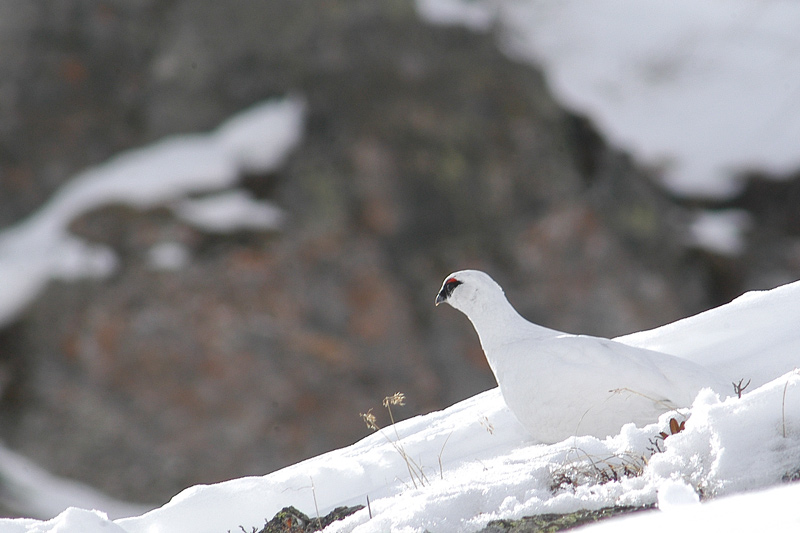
[146,241,191,272]
[416,0,800,199]
[0,97,304,327]
[687,209,751,256]
[173,189,285,233]
[416,0,496,31]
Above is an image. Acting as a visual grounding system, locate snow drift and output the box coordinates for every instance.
[2,279,799,532]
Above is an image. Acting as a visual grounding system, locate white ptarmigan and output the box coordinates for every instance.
[435,270,730,443]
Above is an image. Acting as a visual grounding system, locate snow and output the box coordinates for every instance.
[4,5,800,530]
[415,0,496,31]
[2,278,799,532]
[146,241,191,272]
[0,97,304,327]
[0,447,148,522]
[617,280,800,390]
[417,0,800,200]
[585,482,800,532]
[1,509,128,533]
[48,235,119,281]
[655,479,699,512]
[687,209,751,256]
[173,189,284,233]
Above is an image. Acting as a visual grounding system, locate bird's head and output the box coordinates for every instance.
[435,270,506,314]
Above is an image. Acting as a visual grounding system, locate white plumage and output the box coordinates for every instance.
[436,270,730,443]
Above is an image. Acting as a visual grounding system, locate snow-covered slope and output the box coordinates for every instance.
[618,281,800,389]
[2,279,799,533]
[418,0,800,200]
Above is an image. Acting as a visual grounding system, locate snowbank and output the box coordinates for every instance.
[1,279,798,532]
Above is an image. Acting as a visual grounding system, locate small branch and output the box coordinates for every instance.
[310,476,322,530]
[438,431,453,480]
[781,370,800,438]
[733,378,751,399]
[783,379,790,438]
[647,436,664,455]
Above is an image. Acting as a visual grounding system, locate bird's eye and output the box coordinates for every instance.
[443,277,462,297]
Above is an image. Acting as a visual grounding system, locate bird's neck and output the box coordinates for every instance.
[461,293,556,354]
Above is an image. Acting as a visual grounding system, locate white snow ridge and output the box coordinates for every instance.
[2,277,800,532]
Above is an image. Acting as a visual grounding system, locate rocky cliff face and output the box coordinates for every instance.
[0,0,795,509]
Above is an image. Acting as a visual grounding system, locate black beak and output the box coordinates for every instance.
[435,290,447,306]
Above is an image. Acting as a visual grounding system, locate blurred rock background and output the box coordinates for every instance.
[0,0,798,510]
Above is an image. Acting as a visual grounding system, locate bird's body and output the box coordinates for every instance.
[436,270,729,443]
